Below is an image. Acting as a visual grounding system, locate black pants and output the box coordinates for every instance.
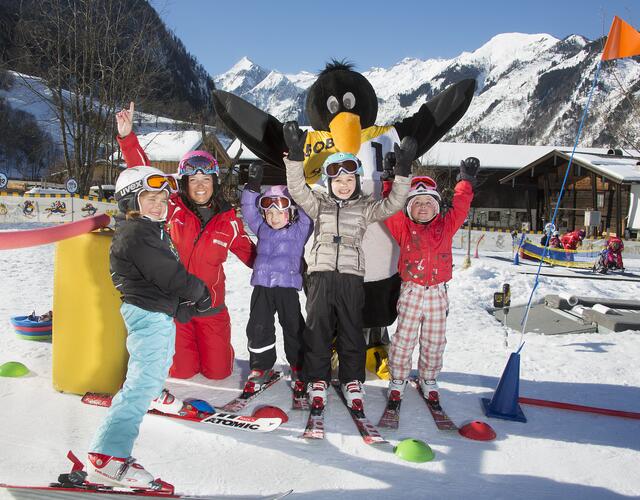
[303,271,365,384]
[246,286,305,371]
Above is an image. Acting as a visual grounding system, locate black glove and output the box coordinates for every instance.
[458,157,480,184]
[393,137,417,177]
[283,121,307,162]
[195,288,212,313]
[175,302,195,324]
[246,162,263,192]
[381,152,396,181]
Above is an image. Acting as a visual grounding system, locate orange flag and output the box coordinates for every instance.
[602,16,640,61]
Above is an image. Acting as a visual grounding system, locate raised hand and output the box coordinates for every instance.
[393,136,417,177]
[116,101,135,138]
[246,162,264,192]
[283,121,307,162]
[458,156,480,185]
[381,151,396,181]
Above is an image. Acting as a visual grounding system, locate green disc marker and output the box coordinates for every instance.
[0,361,29,377]
[394,438,434,463]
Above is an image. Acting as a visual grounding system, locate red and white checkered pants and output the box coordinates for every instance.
[388,281,449,380]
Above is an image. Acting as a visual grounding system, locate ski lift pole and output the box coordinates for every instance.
[502,283,511,347]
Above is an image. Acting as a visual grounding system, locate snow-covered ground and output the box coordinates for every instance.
[1,226,639,499]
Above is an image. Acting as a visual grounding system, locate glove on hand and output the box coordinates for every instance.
[283,121,307,162]
[381,152,396,181]
[458,156,480,184]
[393,136,417,177]
[246,162,264,192]
[175,303,195,324]
[195,288,212,313]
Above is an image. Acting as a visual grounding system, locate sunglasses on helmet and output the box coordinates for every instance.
[144,174,178,193]
[258,195,292,211]
[324,159,360,178]
[178,155,219,177]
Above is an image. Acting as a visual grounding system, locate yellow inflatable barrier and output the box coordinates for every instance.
[52,230,127,395]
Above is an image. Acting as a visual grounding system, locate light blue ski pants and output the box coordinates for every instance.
[90,303,176,457]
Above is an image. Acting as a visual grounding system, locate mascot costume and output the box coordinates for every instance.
[213,61,475,376]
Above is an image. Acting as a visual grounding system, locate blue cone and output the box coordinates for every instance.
[513,250,520,265]
[482,352,527,422]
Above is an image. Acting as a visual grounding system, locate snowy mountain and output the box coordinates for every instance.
[214,33,640,148]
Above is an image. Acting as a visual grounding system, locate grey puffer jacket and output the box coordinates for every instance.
[285,158,410,276]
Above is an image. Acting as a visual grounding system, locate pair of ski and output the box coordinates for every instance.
[81,371,286,434]
[212,371,308,413]
[377,378,457,431]
[0,451,292,499]
[302,382,388,445]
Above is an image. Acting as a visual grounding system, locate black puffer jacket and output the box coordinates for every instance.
[110,215,206,316]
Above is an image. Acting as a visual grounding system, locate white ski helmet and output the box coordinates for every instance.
[114,166,177,216]
[405,176,441,223]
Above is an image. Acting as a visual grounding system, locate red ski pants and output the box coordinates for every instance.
[169,309,235,380]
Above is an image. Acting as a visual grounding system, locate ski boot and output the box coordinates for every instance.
[387,379,408,402]
[307,380,328,409]
[242,369,276,396]
[341,380,365,411]
[290,367,306,397]
[149,389,183,415]
[419,379,440,402]
[87,453,170,491]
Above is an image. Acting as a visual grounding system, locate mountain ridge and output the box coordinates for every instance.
[213,33,639,148]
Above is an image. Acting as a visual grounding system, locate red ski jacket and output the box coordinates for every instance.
[383,180,473,287]
[117,133,256,307]
[560,231,583,250]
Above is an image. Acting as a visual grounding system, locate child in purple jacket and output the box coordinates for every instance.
[240,163,313,397]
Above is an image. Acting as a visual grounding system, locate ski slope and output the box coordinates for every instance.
[0,226,639,499]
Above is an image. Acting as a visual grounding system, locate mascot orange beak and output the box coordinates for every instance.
[329,112,361,154]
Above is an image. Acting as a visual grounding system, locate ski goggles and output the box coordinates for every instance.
[178,155,220,177]
[258,195,292,211]
[144,174,178,193]
[410,177,438,191]
[324,159,361,178]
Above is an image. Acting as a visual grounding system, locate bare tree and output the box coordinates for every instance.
[13,0,164,193]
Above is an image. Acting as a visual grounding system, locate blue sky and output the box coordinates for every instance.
[151,0,639,76]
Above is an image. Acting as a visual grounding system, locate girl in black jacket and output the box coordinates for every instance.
[88,166,210,491]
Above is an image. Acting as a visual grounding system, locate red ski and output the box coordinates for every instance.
[410,379,458,431]
[220,371,283,413]
[331,382,388,445]
[0,451,293,498]
[81,393,282,433]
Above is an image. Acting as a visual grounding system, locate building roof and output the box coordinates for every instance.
[418,142,625,170]
[136,131,203,162]
[499,149,640,184]
[112,130,204,163]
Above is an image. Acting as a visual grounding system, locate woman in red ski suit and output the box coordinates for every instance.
[115,103,256,379]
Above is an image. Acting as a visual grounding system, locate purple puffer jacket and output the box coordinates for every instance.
[241,188,313,290]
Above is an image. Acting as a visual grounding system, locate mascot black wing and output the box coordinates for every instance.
[212,90,287,168]
[394,78,476,157]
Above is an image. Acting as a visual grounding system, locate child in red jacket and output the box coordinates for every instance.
[383,157,478,403]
